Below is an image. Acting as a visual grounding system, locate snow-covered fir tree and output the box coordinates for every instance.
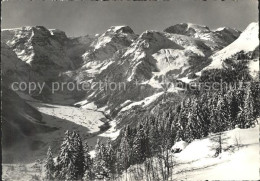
[56,130,78,180]
[72,131,85,180]
[45,146,55,180]
[132,124,147,164]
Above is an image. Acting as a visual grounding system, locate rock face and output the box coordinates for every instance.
[2,26,74,80]
[82,26,137,63]
[1,42,44,88]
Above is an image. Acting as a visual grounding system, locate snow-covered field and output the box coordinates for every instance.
[30,102,105,133]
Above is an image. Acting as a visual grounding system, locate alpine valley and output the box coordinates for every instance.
[1,22,259,180]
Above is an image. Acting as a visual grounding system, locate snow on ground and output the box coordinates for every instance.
[205,22,259,70]
[152,49,190,77]
[121,125,259,180]
[75,100,110,115]
[74,99,89,106]
[81,102,98,110]
[2,162,45,181]
[99,120,120,140]
[30,102,105,133]
[172,126,259,180]
[171,141,188,152]
[146,78,162,89]
[178,76,195,84]
[120,92,164,112]
[2,119,259,181]
[248,59,259,80]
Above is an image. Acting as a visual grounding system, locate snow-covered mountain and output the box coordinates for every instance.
[83,25,137,62]
[1,22,258,164]
[1,22,247,113]
[164,23,241,47]
[2,26,76,80]
[1,42,45,90]
[203,22,259,79]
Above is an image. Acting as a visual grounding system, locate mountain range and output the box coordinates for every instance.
[1,22,259,162]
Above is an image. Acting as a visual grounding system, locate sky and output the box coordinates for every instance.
[1,0,258,37]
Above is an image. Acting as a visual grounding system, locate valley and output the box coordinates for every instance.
[1,21,259,180]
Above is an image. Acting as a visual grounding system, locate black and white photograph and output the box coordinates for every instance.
[1,0,259,180]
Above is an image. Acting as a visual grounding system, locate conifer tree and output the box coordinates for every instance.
[132,125,147,164]
[83,142,94,180]
[118,129,131,172]
[45,146,55,180]
[73,131,85,179]
[186,99,203,142]
[104,139,116,178]
[148,124,160,154]
[84,142,92,171]
[57,130,77,180]
[226,90,240,128]
[241,83,255,128]
[93,139,104,178]
[210,95,229,133]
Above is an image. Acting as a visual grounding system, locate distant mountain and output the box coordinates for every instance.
[1,26,95,80]
[164,23,241,47]
[0,22,247,107]
[203,22,259,80]
[2,27,72,79]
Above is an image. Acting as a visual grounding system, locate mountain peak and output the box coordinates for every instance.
[82,25,137,63]
[164,23,211,36]
[204,22,259,72]
[214,27,241,37]
[107,25,135,34]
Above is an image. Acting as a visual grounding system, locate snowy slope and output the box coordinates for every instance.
[120,92,164,112]
[172,125,259,180]
[205,22,259,70]
[121,125,259,180]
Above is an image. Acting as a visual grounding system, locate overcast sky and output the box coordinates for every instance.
[1,0,258,37]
